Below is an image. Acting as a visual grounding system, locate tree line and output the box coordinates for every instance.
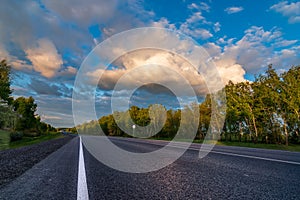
[0,60,56,141]
[77,65,300,146]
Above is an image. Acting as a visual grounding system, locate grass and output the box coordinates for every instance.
[216,141,300,152]
[0,129,10,150]
[0,130,64,150]
[148,136,300,152]
[9,133,63,149]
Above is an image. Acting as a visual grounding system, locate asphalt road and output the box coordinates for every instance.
[0,137,79,200]
[1,136,300,200]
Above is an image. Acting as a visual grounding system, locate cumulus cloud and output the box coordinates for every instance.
[214,60,246,84]
[179,11,213,39]
[87,48,245,96]
[25,39,63,78]
[225,6,244,14]
[269,48,300,69]
[0,0,154,79]
[151,18,176,30]
[88,49,207,93]
[183,27,213,40]
[208,26,300,75]
[178,2,222,40]
[270,1,300,23]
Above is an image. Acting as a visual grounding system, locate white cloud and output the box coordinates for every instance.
[275,39,298,47]
[188,3,199,10]
[270,1,300,23]
[225,6,244,14]
[188,2,210,12]
[213,22,221,32]
[195,29,213,39]
[186,12,206,24]
[211,26,300,75]
[0,0,155,79]
[181,26,213,39]
[179,11,213,39]
[151,18,176,30]
[203,42,221,58]
[215,61,246,84]
[26,39,63,78]
[87,47,246,95]
[268,49,299,69]
[203,43,246,84]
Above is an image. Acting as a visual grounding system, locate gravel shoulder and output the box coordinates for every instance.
[0,135,75,188]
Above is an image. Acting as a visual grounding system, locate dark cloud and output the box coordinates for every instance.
[36,96,74,127]
[29,79,62,96]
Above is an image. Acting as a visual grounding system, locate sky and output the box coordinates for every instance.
[0,0,299,127]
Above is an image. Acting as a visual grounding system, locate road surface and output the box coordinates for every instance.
[0,136,300,199]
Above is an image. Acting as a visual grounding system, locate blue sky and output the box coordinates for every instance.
[0,0,299,127]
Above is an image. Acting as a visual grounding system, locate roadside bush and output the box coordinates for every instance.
[23,131,39,137]
[10,131,23,142]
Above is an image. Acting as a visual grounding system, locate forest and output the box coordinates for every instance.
[77,65,300,145]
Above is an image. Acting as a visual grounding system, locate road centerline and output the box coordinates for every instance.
[77,137,89,200]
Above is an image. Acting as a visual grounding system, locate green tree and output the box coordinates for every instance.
[13,96,38,132]
[225,81,259,142]
[0,60,13,105]
[0,60,14,129]
[199,95,212,140]
[280,66,300,144]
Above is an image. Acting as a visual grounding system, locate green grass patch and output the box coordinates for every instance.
[0,129,10,150]
[216,141,300,152]
[9,133,63,149]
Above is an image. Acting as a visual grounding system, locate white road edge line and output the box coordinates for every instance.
[185,146,300,165]
[103,137,300,166]
[120,138,300,166]
[77,136,89,200]
[208,149,300,165]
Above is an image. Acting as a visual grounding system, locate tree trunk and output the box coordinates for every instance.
[239,122,243,142]
[284,121,288,146]
[247,105,258,144]
[252,115,258,144]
